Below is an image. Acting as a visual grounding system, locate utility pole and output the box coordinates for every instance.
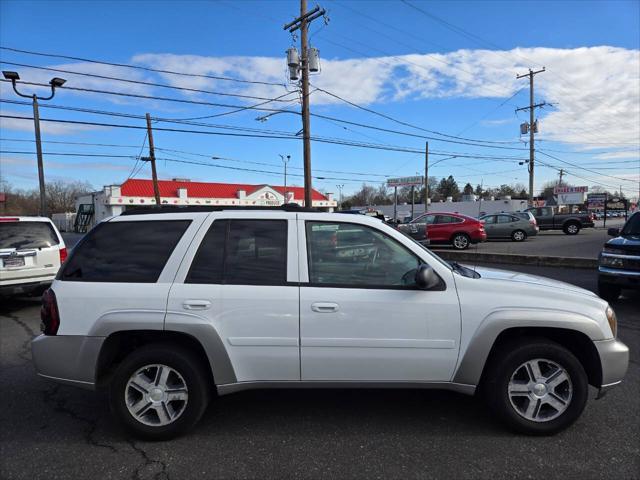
[280,154,291,203]
[516,68,546,206]
[336,184,344,210]
[558,169,564,186]
[145,113,161,207]
[424,142,429,213]
[3,71,66,217]
[283,2,326,208]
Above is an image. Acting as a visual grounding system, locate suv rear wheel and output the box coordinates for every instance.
[109,344,211,440]
[511,230,527,242]
[482,339,588,435]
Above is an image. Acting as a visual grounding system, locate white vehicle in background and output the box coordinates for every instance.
[0,217,67,296]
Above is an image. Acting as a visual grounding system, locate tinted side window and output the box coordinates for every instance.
[483,216,497,224]
[185,220,227,284]
[60,220,190,282]
[225,220,287,285]
[306,222,419,287]
[437,215,462,224]
[497,215,513,224]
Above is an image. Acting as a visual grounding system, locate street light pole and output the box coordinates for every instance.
[279,154,291,203]
[3,71,66,217]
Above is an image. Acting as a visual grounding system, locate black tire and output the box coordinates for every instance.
[451,233,471,250]
[482,338,588,436]
[109,343,211,440]
[563,222,580,235]
[511,230,527,242]
[598,280,621,302]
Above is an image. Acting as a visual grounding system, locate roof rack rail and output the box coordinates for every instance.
[120,203,320,216]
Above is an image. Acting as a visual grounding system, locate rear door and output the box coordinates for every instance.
[0,219,62,284]
[167,212,300,384]
[495,214,516,237]
[482,215,498,237]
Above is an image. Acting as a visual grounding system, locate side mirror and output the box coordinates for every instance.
[415,264,440,290]
[607,227,620,237]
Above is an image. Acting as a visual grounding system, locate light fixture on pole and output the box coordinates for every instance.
[3,70,66,217]
[279,154,291,204]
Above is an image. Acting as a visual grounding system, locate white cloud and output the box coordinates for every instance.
[0,109,106,135]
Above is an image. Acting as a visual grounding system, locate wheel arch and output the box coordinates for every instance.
[454,325,603,389]
[96,329,234,388]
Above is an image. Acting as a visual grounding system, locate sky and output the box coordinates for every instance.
[1,0,639,200]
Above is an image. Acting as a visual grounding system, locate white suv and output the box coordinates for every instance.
[0,216,67,296]
[32,206,628,440]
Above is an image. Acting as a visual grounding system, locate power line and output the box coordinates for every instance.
[538,150,638,184]
[0,61,297,103]
[0,46,286,87]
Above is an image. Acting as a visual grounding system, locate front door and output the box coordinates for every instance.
[298,219,461,382]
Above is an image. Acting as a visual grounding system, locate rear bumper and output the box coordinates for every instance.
[31,335,104,390]
[0,279,52,296]
[594,338,629,394]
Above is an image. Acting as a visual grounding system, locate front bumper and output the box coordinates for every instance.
[598,266,640,289]
[593,338,629,396]
[31,335,104,390]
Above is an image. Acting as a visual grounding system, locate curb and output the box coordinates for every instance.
[433,250,598,269]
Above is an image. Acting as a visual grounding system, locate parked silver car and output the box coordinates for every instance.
[480,213,539,241]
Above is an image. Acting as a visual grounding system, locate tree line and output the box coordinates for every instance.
[0,180,93,216]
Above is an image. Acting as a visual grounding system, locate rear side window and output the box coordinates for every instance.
[436,215,462,224]
[0,221,59,249]
[186,219,287,285]
[59,220,190,283]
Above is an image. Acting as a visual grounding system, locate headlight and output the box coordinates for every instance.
[603,246,621,254]
[606,305,617,338]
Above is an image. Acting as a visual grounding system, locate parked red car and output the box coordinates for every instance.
[410,212,486,249]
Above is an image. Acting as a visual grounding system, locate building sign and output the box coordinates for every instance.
[553,186,588,194]
[606,197,627,212]
[387,176,424,187]
[587,193,607,209]
[556,192,586,205]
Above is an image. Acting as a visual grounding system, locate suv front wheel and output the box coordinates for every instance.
[483,339,588,435]
[109,344,211,440]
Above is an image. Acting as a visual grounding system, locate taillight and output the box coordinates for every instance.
[59,247,68,264]
[40,289,60,336]
[529,220,536,226]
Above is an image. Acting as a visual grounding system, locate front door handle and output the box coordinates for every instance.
[183,300,212,310]
[311,302,339,313]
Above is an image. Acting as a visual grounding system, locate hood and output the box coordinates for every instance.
[606,235,640,254]
[471,265,597,298]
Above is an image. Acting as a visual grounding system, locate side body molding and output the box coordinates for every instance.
[452,308,605,386]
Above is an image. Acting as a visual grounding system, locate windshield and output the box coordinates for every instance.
[621,213,640,236]
[0,221,59,249]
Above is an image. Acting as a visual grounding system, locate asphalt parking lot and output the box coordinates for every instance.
[0,263,638,480]
[430,218,627,259]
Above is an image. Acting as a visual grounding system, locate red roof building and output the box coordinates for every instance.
[76,178,336,224]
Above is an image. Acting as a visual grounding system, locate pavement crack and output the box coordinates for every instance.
[127,440,169,480]
[6,313,37,366]
[41,385,118,453]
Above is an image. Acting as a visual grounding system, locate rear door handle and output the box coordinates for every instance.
[311,302,339,313]
[183,300,212,310]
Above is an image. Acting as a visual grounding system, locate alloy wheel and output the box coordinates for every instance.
[125,364,189,426]
[507,358,573,422]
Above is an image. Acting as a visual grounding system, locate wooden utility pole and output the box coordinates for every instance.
[299,0,313,208]
[558,169,564,186]
[145,113,161,206]
[283,2,325,208]
[516,68,545,206]
[424,141,429,213]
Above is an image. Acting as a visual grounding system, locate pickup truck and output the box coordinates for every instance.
[525,206,594,235]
